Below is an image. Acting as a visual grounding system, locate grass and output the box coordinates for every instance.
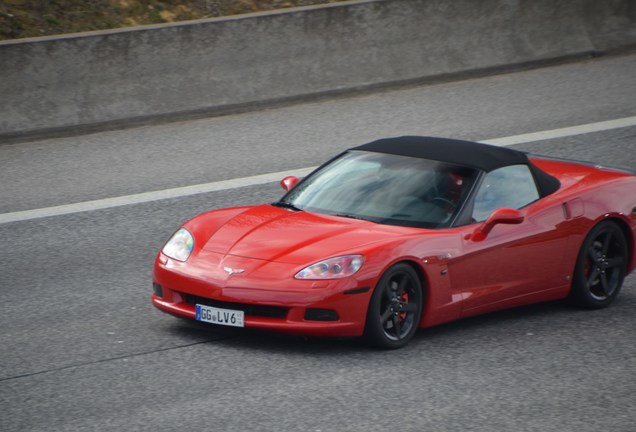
[0,0,348,41]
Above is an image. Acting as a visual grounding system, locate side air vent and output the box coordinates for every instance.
[304,308,339,321]
[153,283,163,298]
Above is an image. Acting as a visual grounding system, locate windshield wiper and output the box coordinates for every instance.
[271,201,302,212]
[334,213,370,221]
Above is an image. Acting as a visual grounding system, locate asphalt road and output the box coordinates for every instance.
[1,53,635,432]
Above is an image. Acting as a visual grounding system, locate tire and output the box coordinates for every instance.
[364,263,423,349]
[569,220,628,309]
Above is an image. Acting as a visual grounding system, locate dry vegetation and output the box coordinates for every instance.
[0,0,347,40]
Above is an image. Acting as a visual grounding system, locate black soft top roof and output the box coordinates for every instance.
[352,136,528,172]
[352,136,560,196]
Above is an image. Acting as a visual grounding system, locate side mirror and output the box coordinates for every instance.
[280,176,299,192]
[470,208,524,241]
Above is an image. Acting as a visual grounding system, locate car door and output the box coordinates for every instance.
[448,165,570,316]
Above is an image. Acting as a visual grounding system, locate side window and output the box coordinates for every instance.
[472,165,540,221]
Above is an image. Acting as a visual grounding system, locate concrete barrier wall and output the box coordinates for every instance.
[1,0,635,141]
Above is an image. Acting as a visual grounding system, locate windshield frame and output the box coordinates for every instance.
[277,150,482,229]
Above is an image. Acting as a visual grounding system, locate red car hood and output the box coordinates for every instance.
[199,205,416,264]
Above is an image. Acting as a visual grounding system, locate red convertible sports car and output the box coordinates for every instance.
[152,136,636,348]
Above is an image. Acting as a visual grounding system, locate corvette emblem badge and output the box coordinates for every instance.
[223,267,245,276]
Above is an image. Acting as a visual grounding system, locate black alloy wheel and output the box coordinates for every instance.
[364,263,423,349]
[569,220,628,309]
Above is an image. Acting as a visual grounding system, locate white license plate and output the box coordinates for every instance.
[195,304,245,328]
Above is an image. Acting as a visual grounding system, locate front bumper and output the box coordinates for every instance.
[152,252,373,337]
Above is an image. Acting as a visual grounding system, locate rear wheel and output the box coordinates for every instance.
[569,221,628,309]
[364,263,423,349]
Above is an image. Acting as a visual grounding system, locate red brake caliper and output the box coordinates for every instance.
[399,292,409,320]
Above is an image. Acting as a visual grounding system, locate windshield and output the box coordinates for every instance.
[280,151,479,228]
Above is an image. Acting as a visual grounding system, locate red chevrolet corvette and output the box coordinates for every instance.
[152,136,636,348]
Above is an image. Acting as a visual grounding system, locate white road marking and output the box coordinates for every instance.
[481,116,636,146]
[0,167,316,224]
[1,116,635,224]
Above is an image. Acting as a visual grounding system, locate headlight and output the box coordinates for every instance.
[295,255,365,280]
[162,228,194,262]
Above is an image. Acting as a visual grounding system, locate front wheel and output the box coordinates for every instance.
[364,263,423,349]
[569,220,628,309]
